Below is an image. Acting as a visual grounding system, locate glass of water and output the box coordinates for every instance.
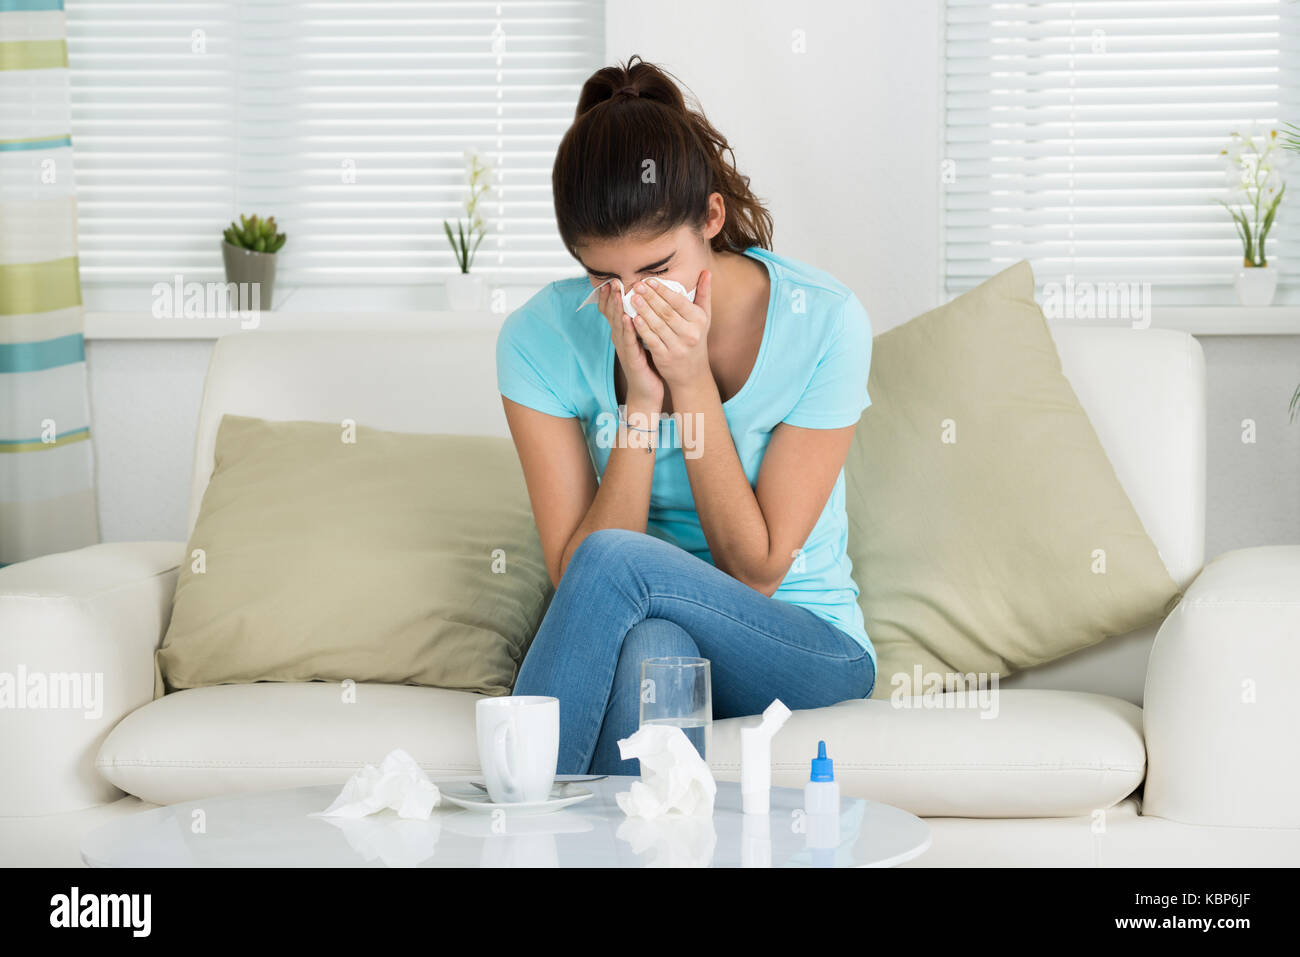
[639,657,712,762]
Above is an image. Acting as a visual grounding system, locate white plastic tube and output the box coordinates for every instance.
[739,698,792,814]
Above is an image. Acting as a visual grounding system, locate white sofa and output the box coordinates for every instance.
[3,321,1299,867]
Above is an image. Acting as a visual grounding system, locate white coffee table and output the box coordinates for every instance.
[81,775,930,868]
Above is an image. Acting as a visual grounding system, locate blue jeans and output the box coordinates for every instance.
[511,528,876,775]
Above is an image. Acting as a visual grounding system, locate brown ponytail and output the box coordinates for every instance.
[552,55,773,260]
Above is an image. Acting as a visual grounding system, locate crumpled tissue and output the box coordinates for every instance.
[615,723,716,819]
[576,276,697,320]
[308,747,440,820]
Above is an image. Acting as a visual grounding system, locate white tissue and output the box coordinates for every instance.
[576,276,697,320]
[615,723,717,819]
[309,747,441,820]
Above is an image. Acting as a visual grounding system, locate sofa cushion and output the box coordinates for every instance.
[845,261,1182,697]
[154,414,552,698]
[749,686,1146,818]
[97,683,482,806]
[96,683,1144,817]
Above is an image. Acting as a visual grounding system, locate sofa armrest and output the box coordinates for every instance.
[0,541,184,815]
[1143,545,1300,827]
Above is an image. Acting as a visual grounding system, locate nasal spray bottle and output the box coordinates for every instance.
[805,740,840,815]
[804,741,840,866]
[740,699,791,868]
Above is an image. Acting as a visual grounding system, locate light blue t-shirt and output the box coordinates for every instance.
[495,245,876,669]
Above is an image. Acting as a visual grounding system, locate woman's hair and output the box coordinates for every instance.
[552,55,773,260]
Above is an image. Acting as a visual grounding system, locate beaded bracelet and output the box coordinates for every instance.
[618,405,658,454]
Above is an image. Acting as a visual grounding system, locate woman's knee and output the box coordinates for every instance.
[619,618,700,668]
[565,529,669,587]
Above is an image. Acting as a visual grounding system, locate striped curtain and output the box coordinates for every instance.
[0,0,98,566]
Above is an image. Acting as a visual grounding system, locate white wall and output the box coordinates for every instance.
[87,340,212,543]
[1201,337,1300,556]
[605,0,943,332]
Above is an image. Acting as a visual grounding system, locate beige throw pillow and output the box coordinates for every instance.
[844,261,1182,696]
[154,414,552,698]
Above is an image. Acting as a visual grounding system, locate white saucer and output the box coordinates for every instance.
[438,781,596,815]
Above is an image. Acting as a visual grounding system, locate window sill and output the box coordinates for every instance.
[1046,306,1300,336]
[84,310,508,340]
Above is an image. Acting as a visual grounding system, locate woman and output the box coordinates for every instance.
[495,55,876,775]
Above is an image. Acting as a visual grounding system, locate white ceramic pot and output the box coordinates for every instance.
[1235,262,1278,307]
[446,272,485,310]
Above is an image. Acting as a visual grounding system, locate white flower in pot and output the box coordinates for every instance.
[443,149,491,310]
[1218,127,1285,306]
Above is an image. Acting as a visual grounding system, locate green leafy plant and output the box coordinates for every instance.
[1218,128,1285,267]
[223,213,286,254]
[443,150,490,273]
[1282,121,1300,156]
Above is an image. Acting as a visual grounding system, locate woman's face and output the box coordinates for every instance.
[574,195,725,294]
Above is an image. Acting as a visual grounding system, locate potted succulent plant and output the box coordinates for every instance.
[222,214,286,311]
[443,149,490,310]
[1218,128,1285,306]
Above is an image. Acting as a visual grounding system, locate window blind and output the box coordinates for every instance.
[65,0,604,287]
[943,0,1300,303]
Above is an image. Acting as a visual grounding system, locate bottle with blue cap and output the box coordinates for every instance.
[804,740,840,817]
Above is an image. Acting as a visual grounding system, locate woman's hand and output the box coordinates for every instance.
[599,280,664,410]
[628,271,713,391]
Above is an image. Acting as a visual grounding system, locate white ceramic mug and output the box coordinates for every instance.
[475,696,559,804]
